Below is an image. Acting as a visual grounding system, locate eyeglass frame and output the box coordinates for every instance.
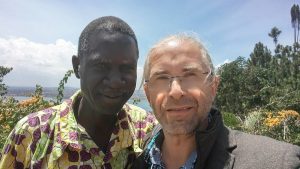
[144,69,214,90]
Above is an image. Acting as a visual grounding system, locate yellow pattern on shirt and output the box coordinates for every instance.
[0,90,157,169]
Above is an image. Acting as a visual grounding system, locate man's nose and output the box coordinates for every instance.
[107,71,125,88]
[168,79,184,100]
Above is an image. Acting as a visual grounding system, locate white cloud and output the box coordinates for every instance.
[0,37,76,74]
[215,59,231,69]
[0,37,78,87]
[0,37,145,89]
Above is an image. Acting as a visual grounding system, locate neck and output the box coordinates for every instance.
[161,131,197,169]
[74,97,118,148]
[77,97,118,128]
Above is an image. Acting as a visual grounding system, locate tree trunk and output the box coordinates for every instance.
[294,27,297,44]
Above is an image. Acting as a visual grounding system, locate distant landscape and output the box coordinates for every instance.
[6,86,78,99]
[6,86,151,111]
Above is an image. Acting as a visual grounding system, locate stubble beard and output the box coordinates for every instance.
[154,105,211,135]
[159,116,200,135]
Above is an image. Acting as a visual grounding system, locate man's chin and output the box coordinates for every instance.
[102,94,123,102]
[95,93,128,105]
[93,99,127,115]
[94,104,124,116]
[162,122,197,135]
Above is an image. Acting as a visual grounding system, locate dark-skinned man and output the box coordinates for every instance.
[0,16,156,169]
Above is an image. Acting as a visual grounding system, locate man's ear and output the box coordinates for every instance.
[72,55,80,79]
[211,75,220,99]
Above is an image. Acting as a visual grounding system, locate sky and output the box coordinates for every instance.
[0,0,296,88]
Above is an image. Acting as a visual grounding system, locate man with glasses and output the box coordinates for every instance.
[133,34,300,169]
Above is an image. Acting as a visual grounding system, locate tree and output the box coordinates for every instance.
[216,56,247,117]
[291,4,300,44]
[216,39,300,117]
[0,66,13,96]
[56,70,74,104]
[249,42,272,68]
[268,27,281,46]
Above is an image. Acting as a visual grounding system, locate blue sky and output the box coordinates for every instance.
[0,0,296,88]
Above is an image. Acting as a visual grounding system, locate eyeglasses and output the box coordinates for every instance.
[145,70,212,90]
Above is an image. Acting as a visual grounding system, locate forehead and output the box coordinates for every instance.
[149,40,208,74]
[88,31,136,51]
[82,31,138,63]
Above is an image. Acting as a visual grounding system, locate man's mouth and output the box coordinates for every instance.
[102,94,123,99]
[166,106,193,112]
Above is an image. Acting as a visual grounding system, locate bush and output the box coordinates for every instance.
[0,85,53,149]
[0,69,73,150]
[222,112,241,129]
[242,110,265,134]
[263,110,300,145]
[241,109,300,146]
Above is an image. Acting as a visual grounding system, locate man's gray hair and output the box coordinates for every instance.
[142,33,215,85]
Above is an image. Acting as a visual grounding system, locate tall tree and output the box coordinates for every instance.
[268,27,281,46]
[291,4,300,44]
[297,5,300,43]
[0,66,13,96]
[249,42,272,68]
[216,57,247,116]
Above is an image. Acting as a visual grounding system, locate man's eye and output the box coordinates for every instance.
[95,63,108,70]
[155,75,170,80]
[184,72,197,77]
[121,65,135,72]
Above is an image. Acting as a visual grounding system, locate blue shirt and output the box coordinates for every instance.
[144,131,197,169]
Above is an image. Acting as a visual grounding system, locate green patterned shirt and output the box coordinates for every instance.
[0,90,157,169]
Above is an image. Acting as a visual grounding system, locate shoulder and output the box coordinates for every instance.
[125,103,157,124]
[124,103,158,147]
[3,100,70,149]
[0,104,62,168]
[13,104,62,134]
[4,104,62,149]
[230,129,300,169]
[232,129,299,150]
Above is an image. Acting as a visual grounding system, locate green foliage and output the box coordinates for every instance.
[242,110,265,134]
[291,4,300,44]
[243,110,300,146]
[222,112,241,129]
[249,42,272,68]
[268,27,281,46]
[0,86,53,149]
[216,57,247,117]
[216,41,300,117]
[0,69,74,150]
[56,70,74,104]
[0,66,13,96]
[132,97,141,105]
[216,17,300,145]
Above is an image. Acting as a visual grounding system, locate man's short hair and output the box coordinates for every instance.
[143,33,214,83]
[78,16,139,58]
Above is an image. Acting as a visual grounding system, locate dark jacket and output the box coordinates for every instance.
[133,109,300,169]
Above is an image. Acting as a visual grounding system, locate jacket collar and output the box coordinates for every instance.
[194,108,237,169]
[147,108,237,169]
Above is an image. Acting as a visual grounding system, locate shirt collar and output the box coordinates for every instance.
[58,90,82,150]
[52,90,137,161]
[106,104,136,159]
[145,130,197,169]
